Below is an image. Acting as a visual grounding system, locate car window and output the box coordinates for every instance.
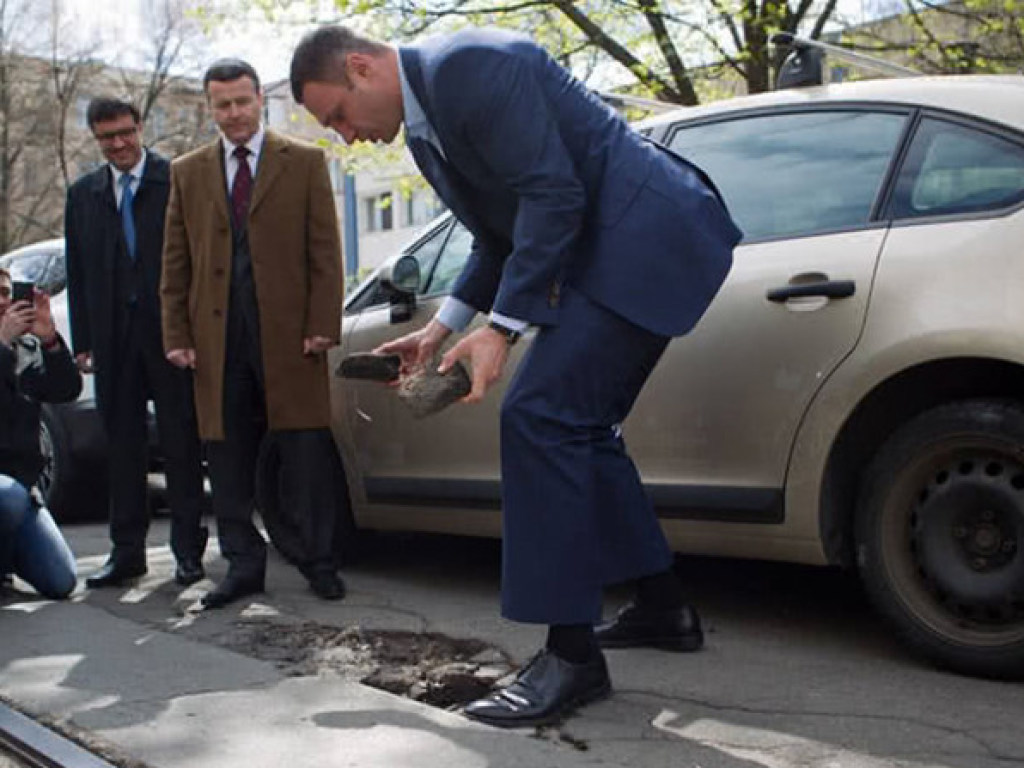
[890,118,1024,220]
[424,222,472,296]
[667,110,906,241]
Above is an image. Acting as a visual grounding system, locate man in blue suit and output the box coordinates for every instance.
[291,26,741,727]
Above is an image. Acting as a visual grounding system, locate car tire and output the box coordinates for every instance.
[856,399,1024,679]
[255,433,358,569]
[38,405,74,520]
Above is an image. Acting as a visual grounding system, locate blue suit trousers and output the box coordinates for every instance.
[499,287,673,624]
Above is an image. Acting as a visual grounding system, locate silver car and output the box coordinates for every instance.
[302,75,1024,678]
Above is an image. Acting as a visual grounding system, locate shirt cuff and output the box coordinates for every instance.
[436,297,477,333]
[488,312,529,334]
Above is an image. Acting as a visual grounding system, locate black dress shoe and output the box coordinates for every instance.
[85,558,147,588]
[595,602,704,651]
[174,559,205,587]
[463,649,611,728]
[200,574,264,610]
[308,571,346,601]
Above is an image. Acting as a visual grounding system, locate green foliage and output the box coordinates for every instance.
[219,0,844,105]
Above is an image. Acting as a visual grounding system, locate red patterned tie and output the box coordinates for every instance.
[231,145,252,228]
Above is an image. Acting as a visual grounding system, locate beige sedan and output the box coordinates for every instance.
[285,75,1024,679]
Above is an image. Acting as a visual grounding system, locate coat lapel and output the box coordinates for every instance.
[249,130,286,216]
[201,141,231,227]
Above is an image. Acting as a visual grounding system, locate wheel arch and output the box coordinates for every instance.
[818,357,1024,568]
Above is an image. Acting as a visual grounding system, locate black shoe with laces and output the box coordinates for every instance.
[595,602,704,651]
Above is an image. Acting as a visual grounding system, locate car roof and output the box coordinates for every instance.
[635,75,1024,134]
[0,238,64,263]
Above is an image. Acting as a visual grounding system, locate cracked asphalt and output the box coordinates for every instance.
[2,517,1022,768]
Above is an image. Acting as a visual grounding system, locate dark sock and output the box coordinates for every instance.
[546,624,600,664]
[635,569,686,610]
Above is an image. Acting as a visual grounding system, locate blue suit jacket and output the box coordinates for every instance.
[400,30,741,338]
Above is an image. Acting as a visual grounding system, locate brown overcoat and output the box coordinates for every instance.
[160,130,343,440]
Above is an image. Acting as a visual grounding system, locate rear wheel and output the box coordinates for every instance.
[856,400,1024,679]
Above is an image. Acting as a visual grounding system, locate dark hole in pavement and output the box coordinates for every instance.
[219,620,516,710]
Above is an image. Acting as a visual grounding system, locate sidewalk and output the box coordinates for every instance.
[0,521,634,768]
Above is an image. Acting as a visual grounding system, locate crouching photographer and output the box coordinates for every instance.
[0,266,80,599]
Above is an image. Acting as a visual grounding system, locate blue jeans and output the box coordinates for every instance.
[0,475,76,599]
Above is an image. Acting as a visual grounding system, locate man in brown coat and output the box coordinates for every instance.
[161,58,345,608]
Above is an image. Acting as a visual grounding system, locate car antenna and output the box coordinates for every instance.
[771,32,920,89]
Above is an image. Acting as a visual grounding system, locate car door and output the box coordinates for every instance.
[338,217,530,507]
[628,107,911,522]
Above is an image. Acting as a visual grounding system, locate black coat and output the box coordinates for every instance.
[0,335,81,488]
[65,151,171,424]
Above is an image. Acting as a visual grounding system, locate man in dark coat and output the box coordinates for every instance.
[290,27,741,727]
[65,98,206,589]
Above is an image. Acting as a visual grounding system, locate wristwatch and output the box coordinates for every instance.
[488,320,522,346]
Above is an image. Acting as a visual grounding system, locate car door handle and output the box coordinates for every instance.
[766,280,856,302]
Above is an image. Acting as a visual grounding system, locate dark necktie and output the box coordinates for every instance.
[231,145,252,228]
[119,174,136,261]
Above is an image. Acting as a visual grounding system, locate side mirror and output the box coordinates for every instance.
[379,255,421,324]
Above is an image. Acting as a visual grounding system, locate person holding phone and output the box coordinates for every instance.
[0,267,80,599]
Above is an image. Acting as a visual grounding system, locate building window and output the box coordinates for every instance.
[406,188,445,226]
[364,191,393,232]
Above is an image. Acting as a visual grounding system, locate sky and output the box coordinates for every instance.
[59,0,314,84]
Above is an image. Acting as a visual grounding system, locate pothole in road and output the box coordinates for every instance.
[217,619,594,749]
[218,619,516,709]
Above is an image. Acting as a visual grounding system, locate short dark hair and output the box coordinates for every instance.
[86,98,140,130]
[290,26,387,103]
[203,58,261,93]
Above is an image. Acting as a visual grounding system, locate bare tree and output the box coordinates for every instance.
[0,0,95,251]
[114,0,212,155]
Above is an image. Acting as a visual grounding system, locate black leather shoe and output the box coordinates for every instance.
[174,559,205,587]
[200,574,264,610]
[85,558,147,588]
[463,649,611,728]
[595,602,704,651]
[308,571,346,601]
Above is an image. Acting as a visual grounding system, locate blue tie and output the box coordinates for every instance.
[120,174,136,261]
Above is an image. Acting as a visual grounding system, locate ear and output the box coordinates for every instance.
[346,52,373,80]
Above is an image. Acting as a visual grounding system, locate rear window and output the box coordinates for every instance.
[890,118,1024,220]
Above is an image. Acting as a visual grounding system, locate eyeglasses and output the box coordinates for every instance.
[93,127,140,144]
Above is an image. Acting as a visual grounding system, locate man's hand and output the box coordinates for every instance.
[28,289,56,345]
[303,336,334,356]
[0,300,35,347]
[375,318,452,375]
[167,348,196,369]
[439,325,510,403]
[75,352,95,373]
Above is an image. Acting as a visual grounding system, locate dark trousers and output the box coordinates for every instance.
[499,286,673,625]
[106,317,205,565]
[206,324,337,580]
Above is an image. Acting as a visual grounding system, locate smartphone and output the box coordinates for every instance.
[11,280,34,304]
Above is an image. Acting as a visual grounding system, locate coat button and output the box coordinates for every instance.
[214,267,225,277]
[213,308,222,317]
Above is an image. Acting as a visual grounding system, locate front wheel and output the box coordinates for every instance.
[856,400,1024,679]
[38,406,73,519]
